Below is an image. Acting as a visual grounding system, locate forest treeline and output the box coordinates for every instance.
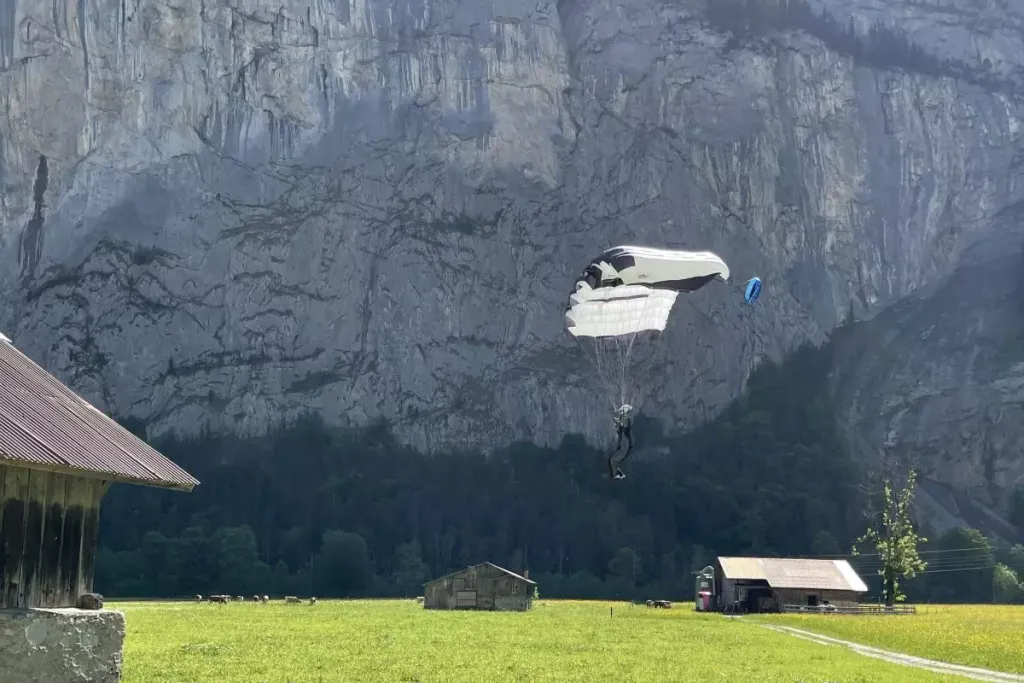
[95,342,1024,603]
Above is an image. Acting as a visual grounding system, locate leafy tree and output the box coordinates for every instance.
[811,530,841,556]
[210,526,259,594]
[992,564,1020,604]
[852,468,927,606]
[607,547,640,585]
[924,527,993,603]
[315,530,372,597]
[1004,545,1024,578]
[393,542,429,595]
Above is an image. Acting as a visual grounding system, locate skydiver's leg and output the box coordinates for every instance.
[608,428,623,478]
[613,425,633,479]
[620,425,634,464]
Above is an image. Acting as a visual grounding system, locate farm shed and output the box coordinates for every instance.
[0,333,199,609]
[424,562,535,611]
[714,556,868,613]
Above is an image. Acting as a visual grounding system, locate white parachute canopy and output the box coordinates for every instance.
[565,245,730,408]
[566,285,679,338]
[566,245,730,339]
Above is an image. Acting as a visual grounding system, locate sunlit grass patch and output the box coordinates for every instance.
[754,603,1024,674]
[109,599,974,682]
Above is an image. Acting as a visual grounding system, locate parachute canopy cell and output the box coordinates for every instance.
[744,276,762,304]
[565,246,730,339]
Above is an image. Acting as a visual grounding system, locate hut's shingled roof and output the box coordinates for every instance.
[0,334,198,491]
[424,562,537,586]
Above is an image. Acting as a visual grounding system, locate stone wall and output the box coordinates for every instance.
[0,608,125,683]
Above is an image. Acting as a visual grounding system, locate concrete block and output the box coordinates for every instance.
[0,608,125,683]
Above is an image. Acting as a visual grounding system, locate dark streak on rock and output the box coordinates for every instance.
[19,155,49,287]
[0,0,14,67]
[78,0,90,90]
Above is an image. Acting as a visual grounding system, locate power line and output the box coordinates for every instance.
[916,564,996,575]
[852,559,996,572]
[851,552,995,566]
[854,564,996,576]
[795,545,1000,560]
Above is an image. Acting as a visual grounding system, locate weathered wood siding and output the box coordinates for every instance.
[773,588,859,608]
[424,564,533,611]
[0,464,109,608]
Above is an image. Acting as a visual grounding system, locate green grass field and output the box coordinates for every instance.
[754,604,1024,675]
[112,599,973,683]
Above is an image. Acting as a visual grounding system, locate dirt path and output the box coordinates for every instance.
[758,623,1024,683]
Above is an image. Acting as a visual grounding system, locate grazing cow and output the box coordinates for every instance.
[309,597,317,605]
[262,595,269,603]
[415,596,424,604]
[209,595,229,604]
[195,595,203,603]
[252,595,261,602]
[236,596,245,602]
[653,600,672,609]
[285,596,301,604]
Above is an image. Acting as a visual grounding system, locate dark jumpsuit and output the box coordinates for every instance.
[608,413,633,479]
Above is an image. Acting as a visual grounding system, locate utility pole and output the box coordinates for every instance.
[309,553,314,599]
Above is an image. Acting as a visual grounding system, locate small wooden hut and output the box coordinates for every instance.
[0,333,198,608]
[423,562,535,611]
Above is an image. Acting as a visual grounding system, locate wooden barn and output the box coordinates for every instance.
[0,333,199,609]
[714,556,868,613]
[423,562,535,611]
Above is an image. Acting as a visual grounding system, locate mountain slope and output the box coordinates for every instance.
[0,0,1022,531]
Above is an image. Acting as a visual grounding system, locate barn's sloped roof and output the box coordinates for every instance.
[424,562,537,586]
[717,557,767,581]
[0,334,199,491]
[717,556,868,593]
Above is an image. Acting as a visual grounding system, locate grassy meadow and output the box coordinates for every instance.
[753,604,1024,674]
[112,599,975,683]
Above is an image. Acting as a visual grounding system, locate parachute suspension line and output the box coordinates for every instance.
[573,334,618,413]
[619,291,655,407]
[594,340,619,412]
[629,329,663,412]
[613,334,625,408]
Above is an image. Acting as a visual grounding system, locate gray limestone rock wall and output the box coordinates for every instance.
[0,608,125,683]
[0,0,1023,527]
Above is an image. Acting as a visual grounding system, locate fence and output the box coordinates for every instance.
[780,603,917,615]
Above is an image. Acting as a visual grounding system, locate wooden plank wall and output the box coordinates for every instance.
[0,464,109,609]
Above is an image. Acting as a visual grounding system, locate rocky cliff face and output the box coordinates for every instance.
[1,0,1022,533]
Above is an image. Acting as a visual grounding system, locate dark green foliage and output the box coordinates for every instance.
[98,341,868,600]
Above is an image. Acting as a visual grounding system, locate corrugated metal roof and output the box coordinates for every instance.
[718,556,768,581]
[718,557,868,593]
[835,560,870,593]
[0,335,199,491]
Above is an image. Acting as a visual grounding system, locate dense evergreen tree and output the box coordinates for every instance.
[95,339,1021,603]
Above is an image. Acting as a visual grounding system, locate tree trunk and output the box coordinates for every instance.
[884,573,896,607]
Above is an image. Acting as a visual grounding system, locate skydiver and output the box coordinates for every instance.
[607,404,633,480]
